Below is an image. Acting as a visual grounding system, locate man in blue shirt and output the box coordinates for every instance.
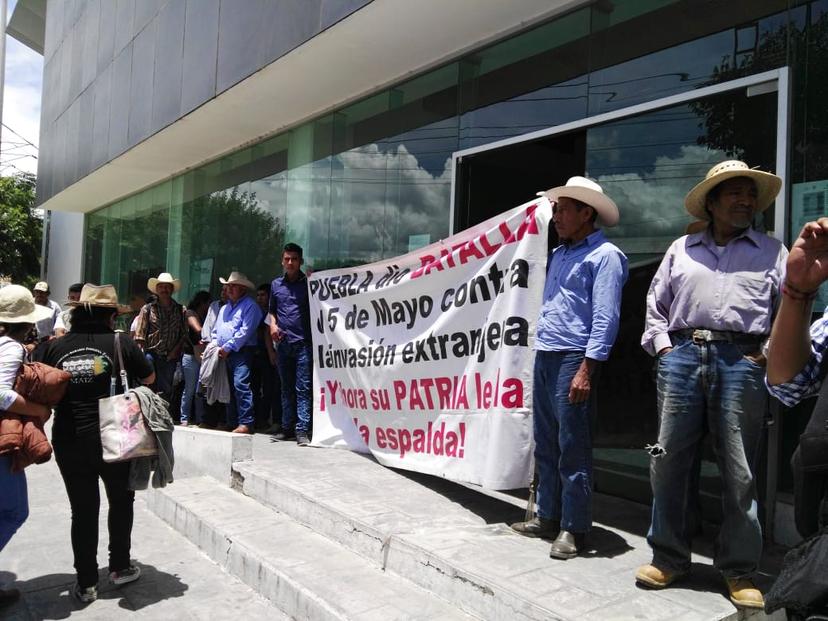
[212,271,262,434]
[269,243,313,446]
[511,177,628,560]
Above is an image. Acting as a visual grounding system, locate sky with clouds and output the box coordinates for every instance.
[2,0,42,176]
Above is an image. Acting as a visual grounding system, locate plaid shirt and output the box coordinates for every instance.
[134,300,185,356]
[767,308,828,407]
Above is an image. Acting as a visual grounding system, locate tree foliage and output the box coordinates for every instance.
[0,173,41,287]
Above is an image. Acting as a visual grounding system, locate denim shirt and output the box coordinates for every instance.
[535,229,629,361]
[211,295,261,352]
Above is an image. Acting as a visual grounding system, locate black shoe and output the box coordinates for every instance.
[296,432,310,446]
[549,530,586,560]
[510,517,560,539]
[274,431,295,441]
[0,587,20,608]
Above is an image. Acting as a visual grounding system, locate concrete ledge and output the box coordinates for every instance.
[233,445,785,621]
[171,427,252,486]
[148,476,474,620]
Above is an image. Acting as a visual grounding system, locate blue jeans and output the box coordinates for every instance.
[533,350,594,533]
[0,455,28,551]
[181,353,205,424]
[146,352,176,399]
[648,337,766,578]
[226,348,255,427]
[277,341,312,434]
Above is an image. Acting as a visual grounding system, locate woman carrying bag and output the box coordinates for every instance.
[34,284,154,604]
[0,285,54,608]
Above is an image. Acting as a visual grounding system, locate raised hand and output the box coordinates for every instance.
[787,217,828,293]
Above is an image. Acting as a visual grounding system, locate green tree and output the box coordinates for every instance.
[0,173,41,287]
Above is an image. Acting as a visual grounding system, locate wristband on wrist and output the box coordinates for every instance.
[782,280,818,301]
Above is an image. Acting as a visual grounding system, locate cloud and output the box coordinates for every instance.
[249,139,453,267]
[1,36,42,175]
[593,144,729,253]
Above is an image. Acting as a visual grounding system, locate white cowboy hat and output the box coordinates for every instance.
[66,284,132,314]
[219,271,255,290]
[0,284,55,324]
[147,272,181,293]
[685,160,782,220]
[537,176,619,227]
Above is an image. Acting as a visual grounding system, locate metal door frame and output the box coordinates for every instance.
[449,67,791,242]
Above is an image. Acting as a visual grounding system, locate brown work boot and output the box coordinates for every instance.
[725,577,764,609]
[231,424,252,434]
[510,517,560,538]
[549,530,586,559]
[635,564,686,588]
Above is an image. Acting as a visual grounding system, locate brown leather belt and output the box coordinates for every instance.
[672,328,764,346]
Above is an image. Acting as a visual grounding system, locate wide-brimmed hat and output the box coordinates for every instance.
[0,284,55,324]
[685,220,709,235]
[67,284,132,314]
[147,272,181,293]
[537,176,619,227]
[219,271,255,290]
[685,160,782,220]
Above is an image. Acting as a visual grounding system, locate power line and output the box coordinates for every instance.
[0,123,37,152]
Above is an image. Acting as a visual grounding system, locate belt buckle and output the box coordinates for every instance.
[692,329,712,344]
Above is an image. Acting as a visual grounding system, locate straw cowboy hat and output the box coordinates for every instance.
[219,271,255,290]
[537,176,620,227]
[685,220,709,235]
[0,284,55,324]
[67,284,132,314]
[147,272,181,293]
[685,160,782,220]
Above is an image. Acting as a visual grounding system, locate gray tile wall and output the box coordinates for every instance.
[37,0,372,204]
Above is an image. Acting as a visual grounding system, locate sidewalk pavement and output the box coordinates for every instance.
[0,444,287,621]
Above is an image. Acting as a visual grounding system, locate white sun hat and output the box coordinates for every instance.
[537,176,620,227]
[0,284,56,324]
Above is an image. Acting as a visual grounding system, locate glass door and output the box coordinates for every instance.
[589,87,778,521]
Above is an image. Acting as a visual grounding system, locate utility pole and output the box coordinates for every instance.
[0,0,7,150]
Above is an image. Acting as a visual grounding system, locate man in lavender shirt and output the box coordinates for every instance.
[511,177,628,560]
[636,161,787,609]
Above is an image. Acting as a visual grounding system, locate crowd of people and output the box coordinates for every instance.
[2,161,828,613]
[0,242,313,607]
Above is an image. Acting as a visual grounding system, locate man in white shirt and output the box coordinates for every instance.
[31,281,62,341]
[54,282,83,337]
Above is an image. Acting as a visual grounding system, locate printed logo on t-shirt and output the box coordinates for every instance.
[57,348,113,384]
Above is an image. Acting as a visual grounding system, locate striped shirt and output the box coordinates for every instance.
[134,301,185,356]
[766,309,828,407]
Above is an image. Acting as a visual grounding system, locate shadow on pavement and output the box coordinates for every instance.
[0,562,188,619]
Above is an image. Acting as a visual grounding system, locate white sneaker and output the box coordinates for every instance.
[109,565,141,585]
[72,583,97,604]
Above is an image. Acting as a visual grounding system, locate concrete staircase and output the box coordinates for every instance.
[147,428,785,621]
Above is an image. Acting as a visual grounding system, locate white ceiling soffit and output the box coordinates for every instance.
[41,0,583,214]
[7,0,46,54]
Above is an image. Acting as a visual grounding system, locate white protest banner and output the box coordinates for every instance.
[309,198,551,490]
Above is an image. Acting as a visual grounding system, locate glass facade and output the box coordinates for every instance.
[83,0,828,501]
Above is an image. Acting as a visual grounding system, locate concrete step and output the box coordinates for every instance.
[146,475,476,621]
[231,441,785,621]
